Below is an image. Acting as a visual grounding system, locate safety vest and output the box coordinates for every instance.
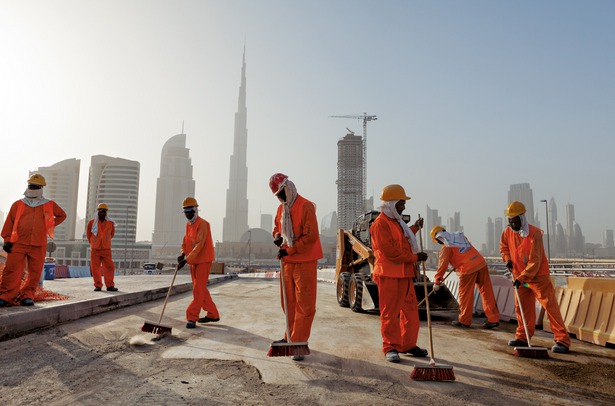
[446,245,487,274]
[11,200,56,241]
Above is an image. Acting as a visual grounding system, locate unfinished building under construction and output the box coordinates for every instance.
[337,132,364,231]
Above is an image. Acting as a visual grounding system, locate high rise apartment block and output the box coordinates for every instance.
[337,132,363,231]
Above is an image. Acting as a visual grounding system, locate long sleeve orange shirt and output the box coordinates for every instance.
[1,200,66,246]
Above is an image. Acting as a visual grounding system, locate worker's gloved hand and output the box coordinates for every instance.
[177,253,185,263]
[433,283,441,292]
[277,249,288,260]
[177,259,187,270]
[503,270,513,280]
[273,234,283,247]
[416,252,428,262]
[506,260,513,271]
[3,241,13,253]
[512,279,522,288]
[414,218,424,229]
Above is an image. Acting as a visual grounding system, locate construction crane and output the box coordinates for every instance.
[329,113,377,208]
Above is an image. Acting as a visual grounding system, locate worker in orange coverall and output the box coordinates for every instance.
[270,173,323,361]
[0,174,66,307]
[431,226,500,329]
[86,203,118,292]
[500,201,571,353]
[370,184,429,363]
[178,197,219,329]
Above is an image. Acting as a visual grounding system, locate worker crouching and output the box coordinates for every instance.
[370,184,428,363]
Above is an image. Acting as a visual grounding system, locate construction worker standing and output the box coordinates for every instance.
[86,203,117,292]
[270,173,323,361]
[0,174,66,306]
[178,197,219,329]
[500,201,571,353]
[370,184,428,363]
[431,226,500,329]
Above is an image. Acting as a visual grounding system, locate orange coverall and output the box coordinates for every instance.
[500,224,571,348]
[370,214,421,355]
[0,200,66,303]
[182,216,219,323]
[434,244,499,326]
[87,219,116,289]
[273,195,323,343]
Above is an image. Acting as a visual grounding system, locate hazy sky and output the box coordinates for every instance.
[1,1,614,248]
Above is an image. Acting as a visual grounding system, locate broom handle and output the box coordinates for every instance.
[417,216,435,361]
[416,267,455,307]
[157,264,180,325]
[280,259,293,344]
[513,285,533,348]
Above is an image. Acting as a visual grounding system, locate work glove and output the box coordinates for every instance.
[277,248,288,260]
[3,241,13,254]
[506,260,513,271]
[273,234,283,247]
[177,259,187,270]
[433,283,441,292]
[512,279,522,288]
[177,253,185,263]
[416,252,428,262]
[503,270,513,280]
[414,218,424,229]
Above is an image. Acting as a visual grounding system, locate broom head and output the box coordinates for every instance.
[513,346,549,358]
[267,341,310,357]
[141,320,173,335]
[411,364,456,381]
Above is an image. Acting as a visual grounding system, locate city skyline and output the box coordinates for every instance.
[1,1,614,249]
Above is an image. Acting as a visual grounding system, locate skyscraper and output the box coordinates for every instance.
[337,132,363,230]
[260,214,273,234]
[548,197,557,237]
[425,205,442,251]
[152,133,195,260]
[86,155,140,244]
[508,183,535,223]
[494,217,504,252]
[604,230,614,248]
[485,217,494,255]
[223,50,249,242]
[565,203,575,253]
[30,158,80,241]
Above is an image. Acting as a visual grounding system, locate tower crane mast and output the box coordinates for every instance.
[329,112,377,208]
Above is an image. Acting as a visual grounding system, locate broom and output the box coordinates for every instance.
[417,267,455,307]
[141,264,180,335]
[512,284,549,358]
[267,259,310,357]
[411,216,456,381]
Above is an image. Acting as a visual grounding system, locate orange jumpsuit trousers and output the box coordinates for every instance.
[458,265,499,326]
[279,260,317,343]
[374,275,420,354]
[515,275,571,347]
[0,243,46,302]
[90,249,115,289]
[186,262,219,322]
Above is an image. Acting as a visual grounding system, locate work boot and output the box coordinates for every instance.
[451,320,471,328]
[403,346,428,357]
[385,350,400,363]
[94,287,102,292]
[552,342,569,353]
[482,321,500,330]
[20,298,34,306]
[107,286,118,292]
[197,316,220,323]
[0,299,9,307]
[186,321,197,329]
[508,338,528,347]
[292,355,305,361]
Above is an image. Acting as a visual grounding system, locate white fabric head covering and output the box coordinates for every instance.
[280,179,298,247]
[379,200,419,253]
[22,188,49,207]
[507,213,530,238]
[435,231,471,253]
[91,211,117,236]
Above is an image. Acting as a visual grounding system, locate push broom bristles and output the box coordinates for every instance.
[513,346,549,358]
[267,340,310,357]
[410,362,456,381]
[141,321,173,335]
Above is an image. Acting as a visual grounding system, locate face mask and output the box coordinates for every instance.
[24,188,43,198]
[184,210,195,220]
[98,212,106,221]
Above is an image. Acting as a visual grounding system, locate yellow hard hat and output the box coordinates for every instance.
[28,174,46,186]
[182,197,198,208]
[97,203,109,211]
[430,226,445,242]
[506,201,526,217]
[380,184,411,201]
